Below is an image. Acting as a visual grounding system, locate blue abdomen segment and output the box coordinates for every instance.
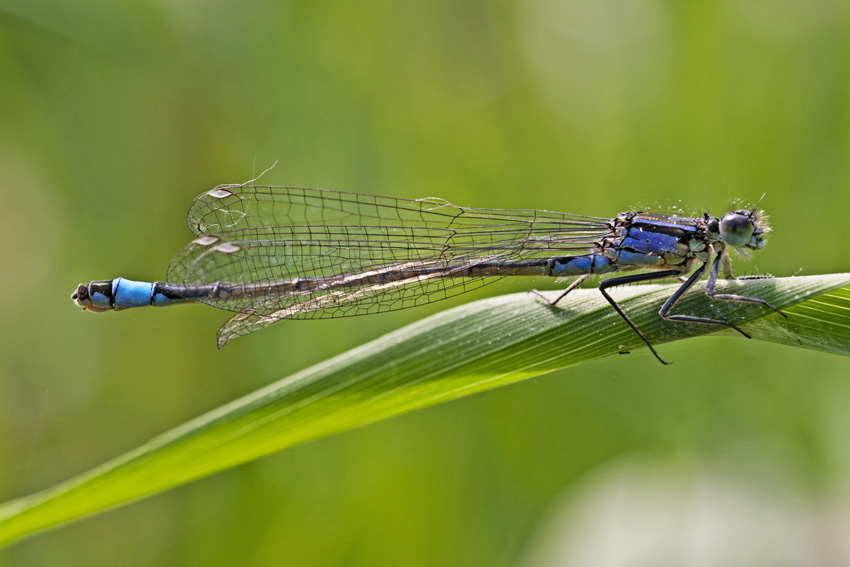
[114,278,198,308]
[550,254,615,276]
[113,278,156,307]
[73,278,197,311]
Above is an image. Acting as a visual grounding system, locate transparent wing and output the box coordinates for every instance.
[168,186,613,346]
[185,185,609,236]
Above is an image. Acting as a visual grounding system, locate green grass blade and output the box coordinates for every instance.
[1,273,849,546]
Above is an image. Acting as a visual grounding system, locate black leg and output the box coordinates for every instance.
[597,269,683,365]
[660,253,787,341]
[706,256,787,318]
[658,258,750,337]
[539,256,784,366]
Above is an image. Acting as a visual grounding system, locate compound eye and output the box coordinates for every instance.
[719,213,755,247]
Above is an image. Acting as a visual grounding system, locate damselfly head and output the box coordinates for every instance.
[720,195,768,250]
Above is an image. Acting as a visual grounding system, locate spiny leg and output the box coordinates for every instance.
[597,269,682,365]
[531,274,591,306]
[659,253,784,339]
[705,255,787,318]
[657,261,749,337]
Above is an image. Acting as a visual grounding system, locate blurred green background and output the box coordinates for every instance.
[2,0,850,565]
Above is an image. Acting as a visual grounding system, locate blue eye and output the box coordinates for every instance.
[720,212,755,247]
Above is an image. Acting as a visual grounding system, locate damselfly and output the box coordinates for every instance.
[72,186,785,364]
